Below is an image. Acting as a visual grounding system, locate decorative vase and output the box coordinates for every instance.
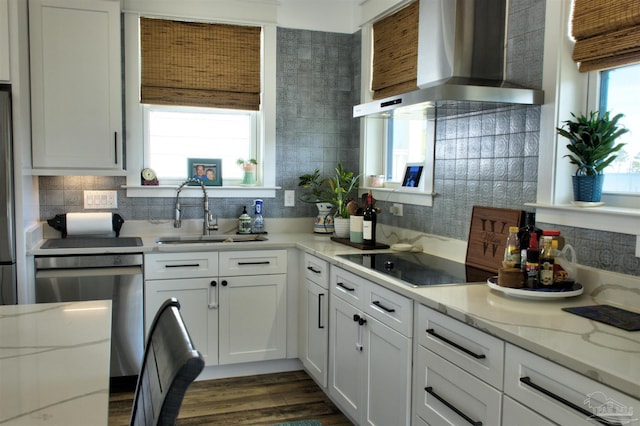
[572,175,604,202]
[314,203,334,234]
[333,216,350,238]
[241,164,256,186]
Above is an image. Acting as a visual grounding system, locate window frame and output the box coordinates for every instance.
[142,104,259,186]
[123,12,278,198]
[531,0,640,239]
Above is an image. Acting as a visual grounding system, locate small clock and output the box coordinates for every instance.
[141,168,159,186]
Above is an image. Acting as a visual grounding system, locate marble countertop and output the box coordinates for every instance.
[27,224,640,399]
[0,300,112,425]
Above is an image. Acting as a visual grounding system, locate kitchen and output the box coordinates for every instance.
[2,0,640,425]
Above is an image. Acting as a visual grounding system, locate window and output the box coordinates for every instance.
[598,63,640,193]
[144,105,257,184]
[386,112,427,182]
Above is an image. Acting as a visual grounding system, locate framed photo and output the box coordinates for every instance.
[187,158,222,186]
[401,163,424,189]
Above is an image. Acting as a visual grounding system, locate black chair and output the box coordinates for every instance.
[130,298,205,426]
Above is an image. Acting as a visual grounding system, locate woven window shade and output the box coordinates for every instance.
[371,1,419,100]
[571,0,640,72]
[140,17,261,110]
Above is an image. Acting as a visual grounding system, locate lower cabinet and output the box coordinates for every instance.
[144,250,287,367]
[502,395,556,426]
[328,266,412,425]
[302,278,329,386]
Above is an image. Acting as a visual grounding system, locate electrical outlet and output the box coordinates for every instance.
[284,190,295,207]
[391,203,403,216]
[84,190,118,209]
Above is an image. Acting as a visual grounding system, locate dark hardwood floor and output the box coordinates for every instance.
[108,370,353,425]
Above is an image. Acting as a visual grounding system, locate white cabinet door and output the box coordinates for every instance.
[302,278,328,387]
[218,274,286,364]
[145,277,219,366]
[29,0,122,171]
[328,293,363,422]
[364,314,412,426]
[0,0,9,81]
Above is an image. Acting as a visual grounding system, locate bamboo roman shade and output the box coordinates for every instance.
[571,0,640,72]
[140,17,261,110]
[371,1,419,100]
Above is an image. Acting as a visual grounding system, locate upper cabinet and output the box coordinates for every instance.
[0,0,9,81]
[29,0,123,174]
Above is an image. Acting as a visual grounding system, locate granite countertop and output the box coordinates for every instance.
[27,226,640,399]
[0,300,112,425]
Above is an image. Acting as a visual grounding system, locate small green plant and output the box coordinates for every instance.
[556,111,628,176]
[236,158,258,167]
[298,163,359,217]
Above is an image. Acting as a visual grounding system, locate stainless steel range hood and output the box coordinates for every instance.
[354,0,544,118]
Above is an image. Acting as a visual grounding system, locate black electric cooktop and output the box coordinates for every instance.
[337,252,493,287]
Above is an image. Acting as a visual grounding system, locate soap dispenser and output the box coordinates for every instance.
[238,206,252,234]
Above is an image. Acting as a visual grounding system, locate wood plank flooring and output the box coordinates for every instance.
[108,370,353,425]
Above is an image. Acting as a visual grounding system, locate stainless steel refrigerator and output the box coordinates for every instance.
[0,84,16,305]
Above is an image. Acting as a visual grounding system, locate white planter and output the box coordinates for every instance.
[333,217,350,238]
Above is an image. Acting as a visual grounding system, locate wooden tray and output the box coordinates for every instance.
[465,206,524,273]
[330,237,389,250]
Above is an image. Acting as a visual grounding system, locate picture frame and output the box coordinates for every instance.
[187,158,222,186]
[401,162,424,189]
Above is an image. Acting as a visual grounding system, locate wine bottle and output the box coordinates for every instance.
[362,191,377,246]
[518,212,542,271]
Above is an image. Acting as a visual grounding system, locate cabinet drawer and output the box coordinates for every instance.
[505,343,639,426]
[219,250,287,276]
[502,395,556,426]
[416,304,504,389]
[414,346,502,426]
[145,252,218,280]
[366,283,413,337]
[330,266,368,311]
[303,253,329,289]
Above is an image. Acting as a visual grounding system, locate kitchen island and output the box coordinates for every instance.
[0,300,112,425]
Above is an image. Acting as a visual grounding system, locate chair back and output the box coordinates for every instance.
[130,298,204,426]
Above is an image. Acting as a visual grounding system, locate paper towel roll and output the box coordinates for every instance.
[66,212,113,236]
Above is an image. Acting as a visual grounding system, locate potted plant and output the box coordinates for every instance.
[556,111,628,203]
[298,163,359,236]
[237,158,257,186]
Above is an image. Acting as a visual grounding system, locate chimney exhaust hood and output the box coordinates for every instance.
[353,0,544,118]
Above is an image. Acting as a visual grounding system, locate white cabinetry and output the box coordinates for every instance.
[504,343,640,426]
[144,252,219,366]
[413,304,504,425]
[329,266,413,425]
[299,253,329,387]
[29,0,123,172]
[0,0,9,81]
[218,250,287,364]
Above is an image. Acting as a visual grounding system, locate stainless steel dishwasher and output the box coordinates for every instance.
[35,253,144,377]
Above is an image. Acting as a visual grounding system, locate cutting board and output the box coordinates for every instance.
[465,206,524,273]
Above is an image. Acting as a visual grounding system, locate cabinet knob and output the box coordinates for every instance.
[353,314,361,322]
[221,280,228,286]
[210,280,217,286]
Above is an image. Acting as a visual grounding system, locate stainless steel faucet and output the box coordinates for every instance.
[174,178,219,235]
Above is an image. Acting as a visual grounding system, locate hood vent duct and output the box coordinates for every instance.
[354,0,544,118]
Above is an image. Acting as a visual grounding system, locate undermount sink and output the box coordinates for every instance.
[155,234,268,244]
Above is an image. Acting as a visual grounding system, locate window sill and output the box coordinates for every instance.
[361,187,434,207]
[527,202,640,235]
[124,185,280,198]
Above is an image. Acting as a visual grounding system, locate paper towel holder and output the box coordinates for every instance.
[47,213,125,238]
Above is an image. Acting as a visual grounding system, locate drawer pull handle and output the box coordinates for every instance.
[318,293,325,329]
[519,377,620,426]
[165,263,200,268]
[372,300,395,313]
[337,282,355,292]
[426,328,486,359]
[237,261,270,265]
[425,386,482,426]
[307,266,321,274]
